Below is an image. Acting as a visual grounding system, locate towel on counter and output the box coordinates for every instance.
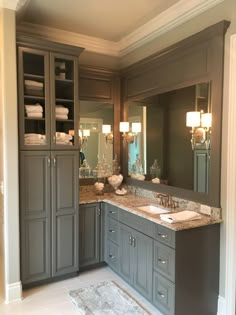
[56,105,69,115]
[160,210,201,224]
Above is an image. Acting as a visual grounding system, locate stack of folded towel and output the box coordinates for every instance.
[55,105,69,120]
[56,132,72,145]
[24,133,46,145]
[25,103,43,118]
[24,80,44,96]
[160,210,201,224]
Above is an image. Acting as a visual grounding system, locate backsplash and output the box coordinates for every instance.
[79,184,221,220]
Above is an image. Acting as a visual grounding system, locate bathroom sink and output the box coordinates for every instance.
[137,204,170,214]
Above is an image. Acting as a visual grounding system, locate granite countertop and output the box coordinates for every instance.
[79,190,222,231]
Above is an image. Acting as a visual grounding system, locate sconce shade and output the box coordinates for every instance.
[131,122,141,133]
[201,113,212,128]
[79,130,82,137]
[120,122,129,133]
[186,111,201,127]
[102,124,111,134]
[83,129,90,137]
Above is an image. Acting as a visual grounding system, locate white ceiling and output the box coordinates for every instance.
[13,0,223,57]
[18,0,179,41]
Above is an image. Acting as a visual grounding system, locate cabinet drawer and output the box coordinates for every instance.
[153,224,175,248]
[153,272,175,315]
[106,204,119,221]
[107,217,119,244]
[119,209,153,238]
[106,240,119,273]
[154,241,175,282]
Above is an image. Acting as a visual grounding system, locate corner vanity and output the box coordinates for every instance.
[79,189,221,315]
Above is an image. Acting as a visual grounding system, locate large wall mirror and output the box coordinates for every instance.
[124,81,217,205]
[79,100,114,178]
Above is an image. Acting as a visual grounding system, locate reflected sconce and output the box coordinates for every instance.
[102,124,113,144]
[119,121,141,144]
[186,111,212,151]
[79,129,90,145]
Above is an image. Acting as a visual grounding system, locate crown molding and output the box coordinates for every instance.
[16,22,120,57]
[0,0,27,10]
[16,0,224,57]
[119,0,225,56]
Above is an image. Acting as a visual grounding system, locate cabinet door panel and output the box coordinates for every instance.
[21,218,50,284]
[133,230,153,301]
[119,224,133,284]
[79,203,100,268]
[20,152,50,216]
[52,151,79,276]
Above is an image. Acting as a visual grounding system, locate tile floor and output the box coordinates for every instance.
[0,266,162,315]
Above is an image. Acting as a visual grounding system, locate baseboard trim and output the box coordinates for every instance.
[217,295,226,315]
[5,281,22,304]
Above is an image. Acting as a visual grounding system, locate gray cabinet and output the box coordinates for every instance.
[20,150,79,285]
[79,203,101,268]
[119,223,153,301]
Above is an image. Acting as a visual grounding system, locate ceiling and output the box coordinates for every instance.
[17,0,179,42]
[14,0,223,57]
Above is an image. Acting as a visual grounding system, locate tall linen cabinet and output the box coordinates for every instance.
[17,36,84,286]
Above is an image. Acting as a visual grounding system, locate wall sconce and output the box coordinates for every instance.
[79,129,90,145]
[186,111,212,150]
[119,121,141,144]
[102,124,113,144]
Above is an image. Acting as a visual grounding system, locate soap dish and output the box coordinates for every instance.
[115,188,127,196]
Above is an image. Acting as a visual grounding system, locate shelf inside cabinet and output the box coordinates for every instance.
[24,95,45,100]
[24,73,44,81]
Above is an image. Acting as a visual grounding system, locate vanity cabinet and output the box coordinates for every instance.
[79,203,101,268]
[104,203,220,315]
[20,150,79,285]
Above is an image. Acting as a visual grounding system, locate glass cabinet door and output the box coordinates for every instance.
[50,53,79,149]
[18,47,50,150]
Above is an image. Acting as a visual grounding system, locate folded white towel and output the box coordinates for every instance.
[55,106,69,115]
[25,139,46,145]
[160,210,201,224]
[24,133,45,140]
[25,104,43,113]
[26,112,43,118]
[56,114,68,120]
[55,132,72,140]
[24,80,43,88]
[56,140,72,145]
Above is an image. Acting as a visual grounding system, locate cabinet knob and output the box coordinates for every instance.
[129,235,133,245]
[158,291,165,299]
[132,237,136,248]
[53,157,56,167]
[158,232,167,239]
[109,254,115,259]
[96,207,101,216]
[47,157,51,168]
[158,258,167,264]
[109,211,116,214]
[109,229,115,233]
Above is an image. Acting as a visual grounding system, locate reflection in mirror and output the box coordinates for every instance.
[127,82,211,193]
[79,101,114,177]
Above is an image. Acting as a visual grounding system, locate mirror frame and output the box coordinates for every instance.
[121,21,230,207]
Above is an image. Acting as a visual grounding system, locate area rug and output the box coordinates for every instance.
[69,280,151,314]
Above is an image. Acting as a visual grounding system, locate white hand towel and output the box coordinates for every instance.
[24,133,45,140]
[25,104,43,113]
[56,114,68,120]
[160,210,201,224]
[26,112,43,118]
[56,106,69,115]
[24,80,43,88]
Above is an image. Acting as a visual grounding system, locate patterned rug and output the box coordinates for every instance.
[69,280,151,314]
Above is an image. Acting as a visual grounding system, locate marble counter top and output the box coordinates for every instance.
[79,190,222,231]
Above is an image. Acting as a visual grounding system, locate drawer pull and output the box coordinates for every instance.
[109,211,116,214]
[158,258,167,264]
[158,291,165,299]
[129,235,133,245]
[158,232,168,239]
[109,229,115,233]
[132,236,136,248]
[109,254,115,259]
